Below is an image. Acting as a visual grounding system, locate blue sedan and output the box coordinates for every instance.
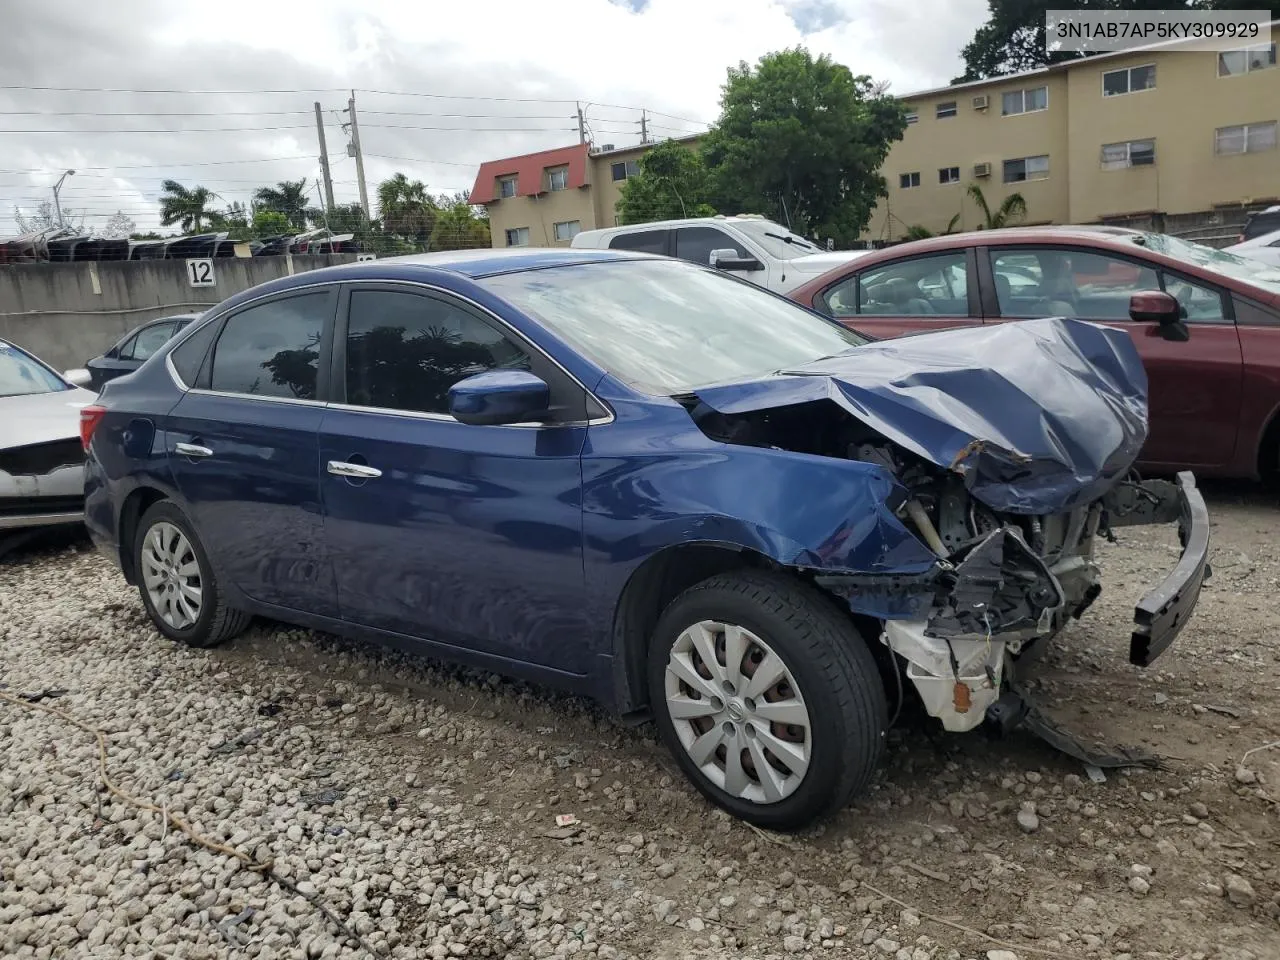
[81,248,1208,829]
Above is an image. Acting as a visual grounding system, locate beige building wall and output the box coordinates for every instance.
[863,40,1280,243]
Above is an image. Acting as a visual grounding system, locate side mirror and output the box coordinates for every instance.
[449,370,550,426]
[709,248,764,272]
[1129,290,1189,342]
[62,368,93,388]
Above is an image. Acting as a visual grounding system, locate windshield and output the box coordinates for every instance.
[482,259,868,396]
[0,341,69,398]
[1137,232,1280,294]
[733,219,821,260]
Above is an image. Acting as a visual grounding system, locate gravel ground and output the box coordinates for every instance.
[2,482,1279,960]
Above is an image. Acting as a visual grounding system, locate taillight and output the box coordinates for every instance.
[80,404,107,451]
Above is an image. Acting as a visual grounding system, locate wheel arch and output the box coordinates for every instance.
[117,485,170,584]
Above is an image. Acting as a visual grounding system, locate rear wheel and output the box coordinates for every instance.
[133,500,250,648]
[647,570,887,830]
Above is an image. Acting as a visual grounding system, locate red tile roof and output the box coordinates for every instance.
[467,143,590,205]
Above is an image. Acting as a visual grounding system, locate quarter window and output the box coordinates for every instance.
[1003,155,1050,182]
[344,290,530,416]
[823,252,969,318]
[169,319,220,386]
[208,293,330,400]
[1102,64,1156,96]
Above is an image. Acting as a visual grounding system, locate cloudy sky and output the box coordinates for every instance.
[0,0,987,236]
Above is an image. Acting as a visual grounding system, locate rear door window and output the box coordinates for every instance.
[608,229,670,255]
[208,292,334,400]
[672,227,749,266]
[990,247,1158,320]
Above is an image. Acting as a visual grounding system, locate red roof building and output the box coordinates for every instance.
[467,143,591,205]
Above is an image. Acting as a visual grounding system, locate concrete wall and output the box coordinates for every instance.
[0,254,355,371]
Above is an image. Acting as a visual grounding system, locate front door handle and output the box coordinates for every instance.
[327,460,382,479]
[175,442,213,458]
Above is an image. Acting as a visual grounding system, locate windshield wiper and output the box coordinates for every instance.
[763,230,818,251]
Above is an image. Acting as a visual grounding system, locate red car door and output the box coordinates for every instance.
[808,249,983,339]
[982,245,1243,470]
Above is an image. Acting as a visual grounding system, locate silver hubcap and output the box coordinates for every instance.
[141,521,203,630]
[664,620,812,804]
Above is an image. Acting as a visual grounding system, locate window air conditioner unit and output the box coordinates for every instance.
[973,161,992,178]
[972,95,989,110]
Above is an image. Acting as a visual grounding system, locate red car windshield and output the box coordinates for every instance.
[1138,232,1280,295]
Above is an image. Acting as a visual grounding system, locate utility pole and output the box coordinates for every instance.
[344,91,371,220]
[576,102,586,145]
[52,168,75,228]
[639,110,648,144]
[314,102,335,215]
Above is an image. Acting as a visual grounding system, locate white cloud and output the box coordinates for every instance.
[0,0,987,236]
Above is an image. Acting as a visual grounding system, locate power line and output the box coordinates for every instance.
[0,84,349,94]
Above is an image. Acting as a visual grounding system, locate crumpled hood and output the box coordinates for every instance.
[1,388,98,451]
[693,316,1148,514]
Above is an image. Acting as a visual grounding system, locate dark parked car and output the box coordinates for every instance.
[788,227,1280,481]
[81,250,1207,828]
[76,314,201,390]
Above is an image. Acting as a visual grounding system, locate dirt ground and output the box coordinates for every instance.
[2,480,1278,959]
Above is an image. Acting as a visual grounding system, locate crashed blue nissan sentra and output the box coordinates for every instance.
[82,249,1209,829]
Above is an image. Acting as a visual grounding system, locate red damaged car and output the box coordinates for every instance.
[788,228,1280,480]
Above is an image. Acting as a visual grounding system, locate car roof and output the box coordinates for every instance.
[349,247,655,278]
[574,215,778,238]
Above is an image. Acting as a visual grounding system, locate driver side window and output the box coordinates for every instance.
[672,227,749,266]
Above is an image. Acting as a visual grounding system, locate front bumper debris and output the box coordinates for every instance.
[872,471,1210,738]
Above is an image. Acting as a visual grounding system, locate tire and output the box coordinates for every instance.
[133,500,251,648]
[647,570,887,831]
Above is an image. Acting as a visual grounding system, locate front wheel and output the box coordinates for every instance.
[647,570,888,830]
[133,500,251,648]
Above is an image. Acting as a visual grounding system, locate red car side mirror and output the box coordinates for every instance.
[1129,290,1189,342]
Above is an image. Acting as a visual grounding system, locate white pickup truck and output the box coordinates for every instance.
[570,215,870,295]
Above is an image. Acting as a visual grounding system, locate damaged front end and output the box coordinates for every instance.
[690,317,1212,741]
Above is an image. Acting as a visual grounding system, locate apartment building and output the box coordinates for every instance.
[467,135,701,248]
[864,27,1280,242]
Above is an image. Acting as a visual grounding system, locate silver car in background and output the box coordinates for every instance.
[0,339,97,554]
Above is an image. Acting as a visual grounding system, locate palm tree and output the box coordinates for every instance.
[158,180,220,233]
[905,213,962,240]
[967,183,1027,230]
[377,173,437,245]
[253,179,310,231]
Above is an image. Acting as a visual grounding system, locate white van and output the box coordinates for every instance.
[570,215,870,295]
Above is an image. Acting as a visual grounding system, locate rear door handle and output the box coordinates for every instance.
[175,442,213,458]
[327,460,382,479]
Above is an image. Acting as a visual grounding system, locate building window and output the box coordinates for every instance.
[610,159,641,181]
[1101,139,1156,169]
[1215,121,1278,155]
[1001,85,1048,116]
[905,111,918,125]
[553,220,581,241]
[505,227,530,247]
[497,176,517,199]
[1102,64,1156,97]
[1003,155,1050,183]
[899,172,921,188]
[546,167,568,192]
[936,101,957,119]
[939,166,961,184]
[1219,42,1277,76]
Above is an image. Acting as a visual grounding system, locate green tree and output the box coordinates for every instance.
[251,210,291,238]
[967,184,1027,229]
[158,180,219,233]
[957,0,1280,81]
[253,179,310,230]
[430,193,491,250]
[701,48,909,247]
[616,140,716,225]
[207,201,252,240]
[377,173,437,246]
